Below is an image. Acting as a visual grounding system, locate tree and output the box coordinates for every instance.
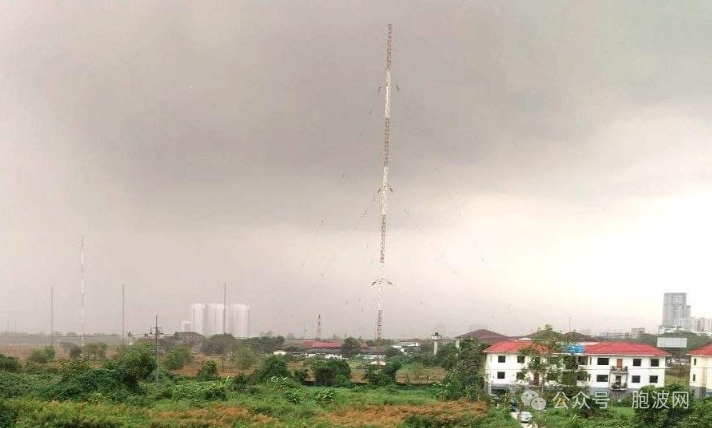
[312,360,351,387]
[437,338,487,401]
[201,334,239,355]
[435,343,459,370]
[0,354,20,373]
[634,384,693,428]
[517,324,584,396]
[231,346,259,370]
[364,361,402,387]
[253,356,291,383]
[27,347,55,364]
[196,360,220,381]
[84,343,108,361]
[679,397,712,428]
[385,348,402,359]
[341,337,362,359]
[103,344,156,391]
[240,336,285,354]
[163,345,194,370]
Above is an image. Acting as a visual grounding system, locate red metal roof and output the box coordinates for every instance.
[484,340,669,356]
[689,343,712,356]
[583,342,670,357]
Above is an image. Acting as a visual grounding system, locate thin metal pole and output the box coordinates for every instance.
[122,284,125,345]
[223,284,227,335]
[80,235,85,348]
[155,315,159,384]
[50,285,54,348]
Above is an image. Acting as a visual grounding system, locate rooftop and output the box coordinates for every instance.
[689,343,712,356]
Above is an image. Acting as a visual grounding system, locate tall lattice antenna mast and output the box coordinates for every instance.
[316,314,322,341]
[372,23,394,344]
[80,235,85,348]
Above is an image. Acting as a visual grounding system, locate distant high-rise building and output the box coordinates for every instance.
[190,304,206,335]
[231,304,250,338]
[206,303,225,337]
[187,302,249,337]
[662,293,691,328]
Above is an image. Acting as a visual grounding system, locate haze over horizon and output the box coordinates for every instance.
[3,2,712,339]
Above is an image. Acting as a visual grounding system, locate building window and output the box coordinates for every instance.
[597,358,609,366]
[694,358,697,366]
[693,374,696,382]
[651,359,660,367]
[497,372,505,379]
[498,355,506,363]
[633,358,641,367]
[577,356,586,365]
[517,355,525,364]
[516,372,525,380]
[596,375,608,382]
[632,375,640,384]
[649,375,659,384]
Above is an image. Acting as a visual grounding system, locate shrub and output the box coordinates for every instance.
[283,389,302,404]
[0,355,20,373]
[253,356,290,383]
[27,347,55,365]
[103,344,156,391]
[171,381,227,401]
[231,346,259,370]
[196,360,219,381]
[229,373,251,392]
[313,388,337,405]
[364,361,402,387]
[42,367,129,402]
[0,373,33,398]
[163,345,193,370]
[313,360,352,387]
[0,400,15,428]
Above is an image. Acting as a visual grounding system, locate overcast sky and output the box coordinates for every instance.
[3,1,712,339]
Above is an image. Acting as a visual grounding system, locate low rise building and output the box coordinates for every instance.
[689,343,712,398]
[484,340,669,396]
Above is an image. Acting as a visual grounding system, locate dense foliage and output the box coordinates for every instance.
[312,359,351,387]
[0,355,20,373]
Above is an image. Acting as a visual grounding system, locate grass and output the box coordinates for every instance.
[3,381,496,427]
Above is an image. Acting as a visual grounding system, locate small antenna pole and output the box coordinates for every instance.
[50,285,54,349]
[122,284,126,345]
[80,235,85,348]
[223,284,227,335]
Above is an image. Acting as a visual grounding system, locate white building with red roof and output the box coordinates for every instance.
[689,343,712,398]
[484,340,669,395]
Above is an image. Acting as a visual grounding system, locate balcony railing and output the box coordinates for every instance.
[610,383,628,391]
[610,366,628,373]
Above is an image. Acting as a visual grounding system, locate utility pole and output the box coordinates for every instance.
[80,235,85,348]
[50,285,54,349]
[122,284,126,345]
[146,315,163,384]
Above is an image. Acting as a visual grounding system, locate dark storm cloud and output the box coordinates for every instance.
[3,2,712,336]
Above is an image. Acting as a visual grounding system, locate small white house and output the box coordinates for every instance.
[484,340,669,396]
[689,343,712,398]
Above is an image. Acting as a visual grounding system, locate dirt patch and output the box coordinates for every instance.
[318,400,487,427]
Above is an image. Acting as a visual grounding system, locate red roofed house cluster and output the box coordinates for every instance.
[483,339,670,396]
